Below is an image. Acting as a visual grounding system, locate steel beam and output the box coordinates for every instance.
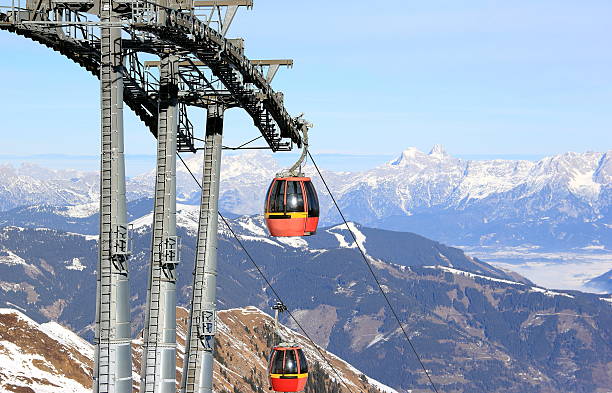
[180,104,224,393]
[93,0,133,392]
[140,52,180,393]
[144,59,293,68]
[193,0,253,7]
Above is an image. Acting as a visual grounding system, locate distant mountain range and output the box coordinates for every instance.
[0,208,610,392]
[0,146,609,250]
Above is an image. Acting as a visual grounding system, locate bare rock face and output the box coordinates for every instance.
[0,307,393,393]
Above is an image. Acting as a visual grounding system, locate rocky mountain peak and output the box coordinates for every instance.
[389,147,425,166]
[428,144,450,158]
[390,145,452,167]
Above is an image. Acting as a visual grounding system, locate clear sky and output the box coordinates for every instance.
[0,0,610,173]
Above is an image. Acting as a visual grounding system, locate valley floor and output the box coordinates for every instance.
[458,246,612,293]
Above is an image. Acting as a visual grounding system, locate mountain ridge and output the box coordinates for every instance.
[0,213,610,392]
[0,147,608,250]
[0,306,392,393]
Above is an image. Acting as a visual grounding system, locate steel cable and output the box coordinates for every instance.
[177,153,360,393]
[307,151,441,393]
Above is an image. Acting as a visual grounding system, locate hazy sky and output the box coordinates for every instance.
[0,0,610,169]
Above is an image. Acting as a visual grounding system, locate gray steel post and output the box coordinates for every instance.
[180,105,224,393]
[94,0,133,392]
[140,53,180,393]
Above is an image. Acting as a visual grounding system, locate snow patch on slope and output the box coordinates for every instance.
[327,222,367,251]
[529,286,575,299]
[424,265,524,285]
[65,257,86,271]
[60,202,99,218]
[39,321,94,360]
[0,250,26,266]
[424,265,576,298]
[367,376,400,393]
[275,236,308,249]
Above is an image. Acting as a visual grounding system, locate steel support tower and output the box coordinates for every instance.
[181,105,224,393]
[0,2,309,393]
[94,0,133,392]
[141,52,180,393]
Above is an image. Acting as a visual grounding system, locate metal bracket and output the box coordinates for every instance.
[197,309,217,349]
[112,224,132,257]
[251,59,293,83]
[160,235,180,265]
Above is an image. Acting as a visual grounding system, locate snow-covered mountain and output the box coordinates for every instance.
[0,308,93,392]
[1,216,610,392]
[1,147,610,249]
[0,163,99,210]
[0,306,394,393]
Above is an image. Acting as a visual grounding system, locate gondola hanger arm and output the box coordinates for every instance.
[277,114,313,177]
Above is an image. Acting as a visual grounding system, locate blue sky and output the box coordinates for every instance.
[0,0,610,174]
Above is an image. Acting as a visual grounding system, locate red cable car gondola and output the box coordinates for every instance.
[264,176,319,237]
[268,343,309,392]
[264,117,319,237]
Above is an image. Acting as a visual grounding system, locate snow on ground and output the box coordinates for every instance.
[130,212,153,231]
[130,204,200,233]
[59,202,99,218]
[569,169,601,199]
[176,204,201,233]
[528,286,575,299]
[0,309,90,393]
[0,250,27,266]
[424,265,523,286]
[237,218,268,237]
[0,340,87,393]
[237,235,282,247]
[39,321,94,359]
[328,229,352,248]
[327,222,367,251]
[274,236,308,249]
[423,266,575,298]
[65,257,86,271]
[367,376,400,393]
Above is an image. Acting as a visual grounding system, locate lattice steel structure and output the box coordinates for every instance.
[0,1,308,392]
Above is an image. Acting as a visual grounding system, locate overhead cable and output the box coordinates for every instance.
[176,152,359,393]
[307,151,441,393]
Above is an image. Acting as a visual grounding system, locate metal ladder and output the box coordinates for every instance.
[95,2,114,390]
[181,104,223,393]
[182,139,214,393]
[141,53,178,393]
[141,131,167,393]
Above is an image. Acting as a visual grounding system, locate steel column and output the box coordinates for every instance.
[94,0,133,392]
[140,53,180,393]
[181,105,224,393]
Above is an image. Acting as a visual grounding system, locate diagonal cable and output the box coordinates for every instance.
[177,152,359,393]
[307,151,441,393]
